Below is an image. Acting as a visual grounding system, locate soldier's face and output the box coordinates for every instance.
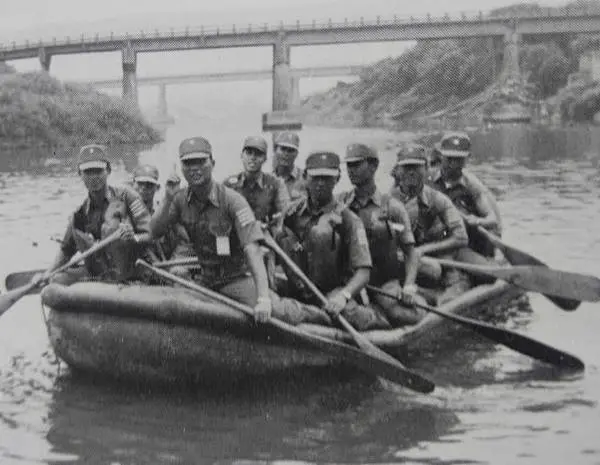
[80,167,109,192]
[241,148,267,173]
[441,156,466,180]
[274,145,298,167]
[134,181,159,205]
[182,157,213,186]
[346,160,374,186]
[306,174,337,203]
[393,165,425,194]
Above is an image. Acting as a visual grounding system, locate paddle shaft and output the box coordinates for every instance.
[475,226,581,311]
[0,231,120,317]
[367,285,584,370]
[135,259,435,393]
[261,234,427,383]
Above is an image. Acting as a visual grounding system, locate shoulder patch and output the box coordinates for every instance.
[236,206,255,227]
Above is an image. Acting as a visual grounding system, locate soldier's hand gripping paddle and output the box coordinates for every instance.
[261,234,435,394]
[0,231,120,318]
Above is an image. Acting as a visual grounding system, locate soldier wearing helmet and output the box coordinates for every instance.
[42,144,152,285]
[150,136,332,327]
[275,150,390,331]
[430,131,499,258]
[391,142,470,303]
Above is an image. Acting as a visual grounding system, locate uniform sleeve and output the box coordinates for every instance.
[436,192,469,244]
[60,215,77,258]
[274,177,290,216]
[389,197,415,246]
[124,186,151,234]
[465,175,494,219]
[342,209,372,270]
[228,189,264,247]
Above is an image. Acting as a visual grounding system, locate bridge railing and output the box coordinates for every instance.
[0,6,598,53]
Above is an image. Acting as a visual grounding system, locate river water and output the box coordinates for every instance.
[0,115,599,465]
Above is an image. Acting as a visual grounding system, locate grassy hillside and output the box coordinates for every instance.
[300,1,599,128]
[0,69,161,148]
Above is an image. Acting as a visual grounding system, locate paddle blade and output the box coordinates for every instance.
[502,266,600,303]
[454,313,584,370]
[5,270,45,293]
[0,281,38,317]
[494,241,581,311]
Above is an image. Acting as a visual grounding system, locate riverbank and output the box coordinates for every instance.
[0,68,161,149]
[299,2,600,130]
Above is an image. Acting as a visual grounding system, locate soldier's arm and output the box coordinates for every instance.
[273,177,290,217]
[390,199,419,288]
[124,187,152,244]
[417,193,469,256]
[464,177,498,230]
[45,219,77,273]
[150,190,179,239]
[341,209,372,298]
[229,192,271,302]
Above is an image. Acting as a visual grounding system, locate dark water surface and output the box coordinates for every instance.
[1,120,599,465]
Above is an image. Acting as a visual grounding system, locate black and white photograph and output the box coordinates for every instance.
[0,0,598,463]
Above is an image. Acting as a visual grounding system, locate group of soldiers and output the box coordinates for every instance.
[39,130,501,331]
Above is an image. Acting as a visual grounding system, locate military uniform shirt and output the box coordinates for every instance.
[390,185,468,247]
[340,188,415,285]
[275,165,306,201]
[61,184,150,257]
[223,171,290,222]
[167,182,263,282]
[283,197,371,293]
[430,170,494,220]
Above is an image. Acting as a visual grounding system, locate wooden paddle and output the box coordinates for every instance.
[260,233,435,393]
[135,259,435,393]
[367,285,585,371]
[476,226,581,311]
[0,231,120,318]
[432,257,600,303]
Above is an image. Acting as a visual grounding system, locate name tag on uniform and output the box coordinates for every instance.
[216,236,231,256]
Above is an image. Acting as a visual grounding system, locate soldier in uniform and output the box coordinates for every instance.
[151,137,331,326]
[429,132,499,258]
[390,143,471,303]
[339,143,425,326]
[272,132,306,200]
[132,164,193,262]
[224,136,289,226]
[276,151,390,331]
[44,144,152,285]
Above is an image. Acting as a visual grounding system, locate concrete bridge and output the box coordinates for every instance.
[2,6,600,112]
[85,65,363,123]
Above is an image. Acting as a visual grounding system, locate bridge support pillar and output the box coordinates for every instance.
[38,47,51,72]
[272,35,292,111]
[502,31,521,80]
[290,76,300,108]
[157,84,168,119]
[121,45,138,109]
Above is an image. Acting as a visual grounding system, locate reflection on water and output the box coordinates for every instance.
[1,121,600,464]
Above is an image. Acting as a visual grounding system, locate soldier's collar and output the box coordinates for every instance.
[186,181,220,207]
[306,196,337,216]
[345,187,382,208]
[83,185,114,214]
[241,171,264,188]
[433,170,467,188]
